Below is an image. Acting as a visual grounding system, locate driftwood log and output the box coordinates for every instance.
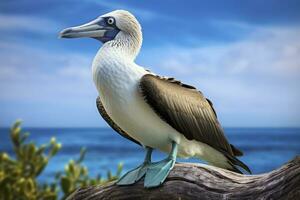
[67,156,300,200]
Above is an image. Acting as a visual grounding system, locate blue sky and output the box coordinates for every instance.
[0,0,300,127]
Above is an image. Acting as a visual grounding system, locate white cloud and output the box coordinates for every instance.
[0,41,95,102]
[151,26,300,78]
[0,14,60,34]
[0,39,101,127]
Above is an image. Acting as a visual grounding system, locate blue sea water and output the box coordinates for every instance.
[0,127,299,182]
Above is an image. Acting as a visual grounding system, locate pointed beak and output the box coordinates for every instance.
[59,18,111,39]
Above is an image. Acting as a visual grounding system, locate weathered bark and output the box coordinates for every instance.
[67,156,300,200]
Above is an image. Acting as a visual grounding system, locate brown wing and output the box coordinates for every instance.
[139,74,235,156]
[96,97,141,146]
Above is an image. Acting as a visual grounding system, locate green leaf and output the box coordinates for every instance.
[76,148,86,164]
[61,176,72,194]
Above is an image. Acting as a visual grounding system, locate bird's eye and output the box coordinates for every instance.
[107,17,115,25]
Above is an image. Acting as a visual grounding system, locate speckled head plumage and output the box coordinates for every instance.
[59,10,142,44]
[60,10,143,59]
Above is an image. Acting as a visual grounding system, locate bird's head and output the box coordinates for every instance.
[59,10,142,44]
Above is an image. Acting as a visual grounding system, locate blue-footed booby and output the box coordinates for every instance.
[60,10,251,188]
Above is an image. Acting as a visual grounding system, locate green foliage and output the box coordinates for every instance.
[58,148,122,199]
[0,121,122,200]
[0,120,59,200]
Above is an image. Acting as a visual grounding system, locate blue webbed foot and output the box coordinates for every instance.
[117,142,178,188]
[117,147,152,186]
[117,162,149,185]
[144,157,176,188]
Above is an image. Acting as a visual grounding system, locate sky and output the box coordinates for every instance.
[0,0,300,127]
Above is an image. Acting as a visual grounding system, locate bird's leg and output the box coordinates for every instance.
[144,141,178,188]
[117,146,153,185]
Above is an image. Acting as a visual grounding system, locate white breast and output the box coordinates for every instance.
[92,47,176,149]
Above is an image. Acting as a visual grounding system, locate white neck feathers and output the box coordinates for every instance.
[103,32,142,61]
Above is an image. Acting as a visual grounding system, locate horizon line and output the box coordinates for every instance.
[0,126,300,129]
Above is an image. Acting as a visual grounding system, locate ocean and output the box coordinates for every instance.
[0,127,299,182]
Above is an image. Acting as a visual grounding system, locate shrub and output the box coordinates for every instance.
[0,121,122,200]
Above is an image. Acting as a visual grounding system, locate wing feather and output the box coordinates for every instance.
[139,74,234,155]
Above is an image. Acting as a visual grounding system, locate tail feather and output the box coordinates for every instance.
[229,164,243,174]
[230,144,243,157]
[220,149,252,174]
